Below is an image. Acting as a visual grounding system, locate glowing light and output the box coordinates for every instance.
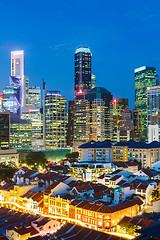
[28,108,32,113]
[112,99,117,105]
[77,89,83,94]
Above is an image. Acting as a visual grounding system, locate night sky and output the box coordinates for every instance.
[0,0,160,108]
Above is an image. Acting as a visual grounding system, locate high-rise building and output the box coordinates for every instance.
[27,86,41,108]
[74,46,91,98]
[87,87,113,140]
[9,51,29,115]
[10,113,32,149]
[45,91,67,149]
[0,112,10,149]
[147,86,160,142]
[91,98,105,141]
[21,107,43,147]
[117,108,142,142]
[135,66,159,139]
[67,100,74,147]
[73,99,90,147]
[11,50,24,76]
[110,98,129,141]
[2,85,20,114]
[91,74,96,89]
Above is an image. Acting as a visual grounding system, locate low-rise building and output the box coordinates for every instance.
[78,140,113,163]
[0,149,19,166]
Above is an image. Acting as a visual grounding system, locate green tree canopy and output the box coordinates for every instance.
[25,151,47,171]
[65,152,79,159]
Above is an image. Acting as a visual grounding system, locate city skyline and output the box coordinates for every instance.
[0,0,160,108]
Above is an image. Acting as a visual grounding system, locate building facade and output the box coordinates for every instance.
[74,46,92,98]
[45,91,67,149]
[135,66,159,139]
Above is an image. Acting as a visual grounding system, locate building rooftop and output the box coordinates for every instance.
[78,140,112,149]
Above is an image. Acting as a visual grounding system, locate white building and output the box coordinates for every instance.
[78,140,113,162]
[148,125,160,143]
[0,149,19,166]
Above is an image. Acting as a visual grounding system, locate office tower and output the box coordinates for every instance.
[0,112,10,149]
[91,74,96,89]
[21,107,43,147]
[147,86,160,142]
[67,100,74,147]
[10,112,32,149]
[11,50,24,76]
[117,108,142,142]
[91,99,105,141]
[2,85,20,114]
[87,87,113,140]
[135,66,159,140]
[10,51,29,113]
[74,46,91,98]
[45,91,67,149]
[110,98,129,141]
[28,86,41,108]
[73,99,90,147]
[0,94,3,112]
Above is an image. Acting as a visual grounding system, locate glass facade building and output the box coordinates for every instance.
[2,85,20,114]
[27,86,41,108]
[0,113,10,149]
[45,91,67,149]
[135,66,159,139]
[74,46,91,97]
[87,87,113,140]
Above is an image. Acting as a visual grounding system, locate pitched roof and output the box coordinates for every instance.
[78,140,113,149]
[110,175,122,181]
[20,190,43,202]
[54,223,127,240]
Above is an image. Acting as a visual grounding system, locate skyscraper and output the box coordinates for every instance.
[91,74,96,89]
[9,51,29,114]
[0,112,10,149]
[74,46,91,98]
[87,87,113,140]
[11,50,24,76]
[110,98,129,141]
[73,99,90,147]
[45,91,67,149]
[135,66,159,139]
[27,86,41,108]
[147,86,160,142]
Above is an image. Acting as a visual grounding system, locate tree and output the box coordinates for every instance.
[151,188,160,202]
[25,151,47,171]
[0,162,17,181]
[65,152,79,159]
[120,222,138,236]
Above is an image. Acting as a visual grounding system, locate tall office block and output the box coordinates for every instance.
[9,51,29,114]
[91,99,105,141]
[91,74,96,89]
[10,112,32,149]
[21,107,43,147]
[73,99,90,147]
[135,66,159,139]
[11,50,24,76]
[0,112,10,149]
[147,86,160,142]
[67,100,74,147]
[2,85,20,114]
[87,87,112,140]
[117,108,142,142]
[45,91,67,149]
[74,46,91,98]
[110,98,129,141]
[28,86,41,108]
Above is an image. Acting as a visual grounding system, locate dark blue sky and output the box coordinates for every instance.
[0,0,160,108]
